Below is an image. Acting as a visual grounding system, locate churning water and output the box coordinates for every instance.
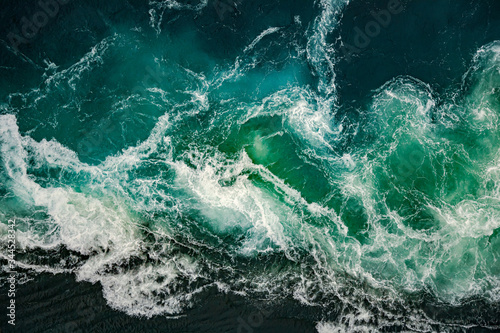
[1,0,500,331]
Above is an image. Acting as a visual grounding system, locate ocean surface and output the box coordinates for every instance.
[1,0,500,332]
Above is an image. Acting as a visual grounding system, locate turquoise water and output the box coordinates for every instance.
[1,0,500,331]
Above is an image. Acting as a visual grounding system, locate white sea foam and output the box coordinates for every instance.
[44,34,117,91]
[1,12,500,327]
[149,0,208,34]
[307,0,351,99]
[243,27,282,53]
[0,115,140,254]
[240,87,341,153]
[172,150,292,255]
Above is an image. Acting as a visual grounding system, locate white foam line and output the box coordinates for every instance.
[243,27,282,53]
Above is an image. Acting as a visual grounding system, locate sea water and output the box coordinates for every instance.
[1,0,500,331]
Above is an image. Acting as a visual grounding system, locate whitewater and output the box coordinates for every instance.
[1,0,500,331]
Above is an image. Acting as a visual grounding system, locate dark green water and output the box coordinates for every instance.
[1,0,500,331]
